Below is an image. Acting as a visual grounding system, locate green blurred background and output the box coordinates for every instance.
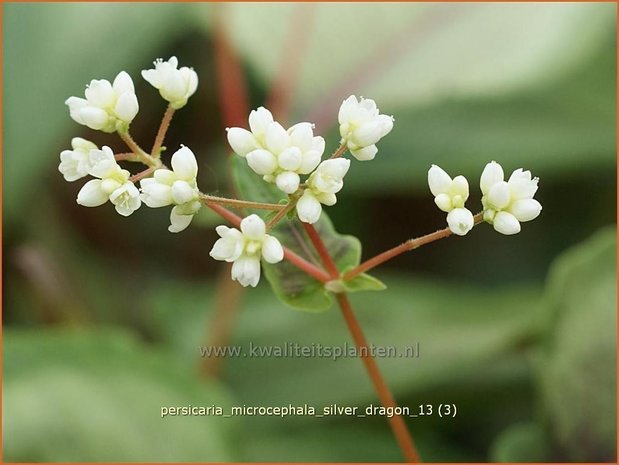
[3,2,616,462]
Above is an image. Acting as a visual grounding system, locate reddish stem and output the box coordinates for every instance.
[151,105,175,157]
[129,166,156,183]
[302,223,340,278]
[344,213,483,281]
[302,222,420,462]
[336,294,420,463]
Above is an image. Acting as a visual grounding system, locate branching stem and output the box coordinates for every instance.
[151,105,175,158]
[330,142,348,159]
[118,130,160,168]
[200,194,285,211]
[343,212,484,281]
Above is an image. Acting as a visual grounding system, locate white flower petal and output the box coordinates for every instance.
[171,146,198,180]
[480,161,504,194]
[493,211,521,235]
[227,127,258,157]
[168,205,194,233]
[240,214,266,240]
[231,256,261,287]
[265,122,290,154]
[140,180,173,208]
[338,95,359,124]
[296,191,323,224]
[114,92,139,124]
[275,171,300,194]
[509,199,542,222]
[447,208,474,236]
[79,106,111,131]
[210,227,244,262]
[171,180,196,205]
[278,146,302,171]
[288,122,313,152]
[112,71,135,95]
[248,107,274,137]
[487,181,511,210]
[85,79,114,107]
[434,193,453,212]
[451,175,469,200]
[350,144,378,161]
[246,149,278,175]
[77,179,108,207]
[109,182,141,216]
[318,158,350,179]
[428,165,452,197]
[262,235,284,263]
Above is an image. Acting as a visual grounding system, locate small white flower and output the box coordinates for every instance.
[209,214,284,287]
[58,137,98,182]
[141,56,198,109]
[75,146,141,216]
[427,164,474,236]
[296,159,350,224]
[480,161,542,235]
[338,95,393,161]
[140,146,201,232]
[227,108,325,194]
[65,71,139,133]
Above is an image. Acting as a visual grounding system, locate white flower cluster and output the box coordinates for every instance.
[60,57,200,229]
[428,161,541,236]
[226,95,390,225]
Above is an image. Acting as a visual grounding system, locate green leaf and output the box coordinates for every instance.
[3,328,236,462]
[230,157,362,311]
[328,272,387,293]
[536,227,616,461]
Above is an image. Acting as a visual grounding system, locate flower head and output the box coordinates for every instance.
[142,56,198,109]
[66,71,139,133]
[338,95,393,161]
[210,214,284,287]
[58,137,98,182]
[75,146,141,216]
[226,107,325,194]
[480,161,542,235]
[140,146,201,232]
[296,158,350,224]
[427,164,474,236]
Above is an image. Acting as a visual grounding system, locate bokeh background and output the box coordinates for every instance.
[3,2,616,462]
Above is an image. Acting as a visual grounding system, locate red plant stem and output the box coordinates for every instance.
[302,223,340,278]
[129,166,156,183]
[330,143,348,159]
[302,224,420,462]
[203,203,330,283]
[344,213,483,281]
[283,249,331,283]
[151,105,175,157]
[336,294,420,463]
[114,152,136,162]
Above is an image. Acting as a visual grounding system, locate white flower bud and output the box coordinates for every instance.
[231,256,261,287]
[262,236,284,263]
[275,171,300,194]
[66,71,139,132]
[338,95,393,161]
[493,211,521,235]
[247,149,278,175]
[141,57,198,109]
[77,179,108,207]
[226,128,258,157]
[447,208,474,236]
[171,146,198,181]
[510,199,542,222]
[480,161,504,195]
[296,191,323,224]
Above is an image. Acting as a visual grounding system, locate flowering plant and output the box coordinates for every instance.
[59,56,542,462]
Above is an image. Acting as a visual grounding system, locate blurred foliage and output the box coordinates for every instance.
[3,2,616,462]
[3,329,237,462]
